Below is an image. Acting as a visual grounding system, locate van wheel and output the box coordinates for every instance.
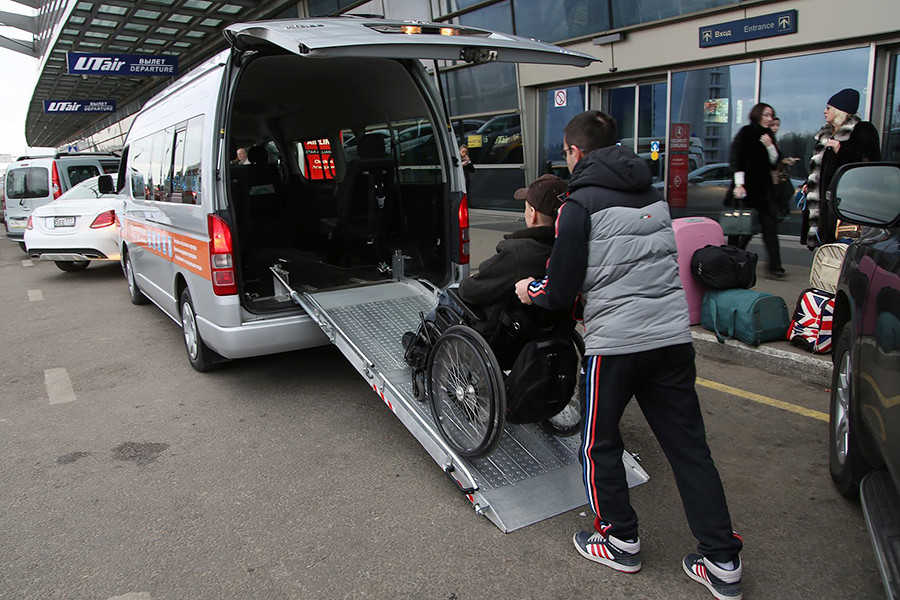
[829,326,873,499]
[54,260,90,272]
[124,251,149,305]
[180,288,222,372]
[18,242,27,253]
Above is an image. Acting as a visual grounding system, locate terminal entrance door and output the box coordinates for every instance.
[595,81,669,185]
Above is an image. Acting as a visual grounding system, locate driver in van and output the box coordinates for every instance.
[402,174,567,359]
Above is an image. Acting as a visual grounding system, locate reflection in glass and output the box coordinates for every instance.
[834,165,900,225]
[458,0,513,33]
[441,62,518,116]
[606,86,636,145]
[514,0,610,42]
[760,48,869,183]
[538,85,586,178]
[885,52,900,163]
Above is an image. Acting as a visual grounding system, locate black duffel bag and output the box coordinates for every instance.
[690,244,758,290]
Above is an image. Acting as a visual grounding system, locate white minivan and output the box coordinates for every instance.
[105,16,595,371]
[6,152,119,249]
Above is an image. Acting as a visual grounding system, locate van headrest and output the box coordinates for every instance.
[358,134,386,160]
[248,145,269,164]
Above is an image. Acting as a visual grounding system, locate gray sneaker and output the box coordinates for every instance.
[573,529,641,573]
[682,554,743,600]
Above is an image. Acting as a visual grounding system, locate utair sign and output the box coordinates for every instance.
[43,100,116,114]
[66,53,178,76]
[699,10,797,48]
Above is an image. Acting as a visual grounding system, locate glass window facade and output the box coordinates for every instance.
[886,52,900,163]
[441,62,519,116]
[513,0,610,42]
[539,85,586,179]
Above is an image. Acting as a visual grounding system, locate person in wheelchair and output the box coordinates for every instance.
[402,173,568,365]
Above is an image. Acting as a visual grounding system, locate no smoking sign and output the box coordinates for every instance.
[554,90,567,107]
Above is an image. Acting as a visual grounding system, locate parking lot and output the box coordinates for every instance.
[0,236,884,600]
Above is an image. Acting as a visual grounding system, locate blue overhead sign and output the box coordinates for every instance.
[43,100,117,113]
[66,52,178,76]
[700,10,797,48]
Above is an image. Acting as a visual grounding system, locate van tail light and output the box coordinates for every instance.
[51,161,62,199]
[90,210,116,228]
[26,216,33,230]
[208,214,237,296]
[458,194,470,265]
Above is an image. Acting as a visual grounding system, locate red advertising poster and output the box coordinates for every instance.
[667,153,689,209]
[303,139,335,180]
[669,122,690,152]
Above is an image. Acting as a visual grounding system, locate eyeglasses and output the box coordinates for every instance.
[560,144,578,159]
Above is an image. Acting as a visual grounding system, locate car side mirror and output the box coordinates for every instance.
[97,174,115,195]
[689,175,703,183]
[830,162,900,227]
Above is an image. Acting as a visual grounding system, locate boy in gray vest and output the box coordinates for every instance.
[515,111,744,600]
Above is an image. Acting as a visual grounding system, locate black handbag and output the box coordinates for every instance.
[691,244,758,289]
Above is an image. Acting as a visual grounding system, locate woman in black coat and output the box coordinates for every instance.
[727,102,784,277]
[802,88,881,249]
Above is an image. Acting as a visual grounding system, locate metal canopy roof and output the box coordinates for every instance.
[25,0,298,148]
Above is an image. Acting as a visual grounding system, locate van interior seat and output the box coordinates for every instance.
[232,145,293,247]
[321,133,397,248]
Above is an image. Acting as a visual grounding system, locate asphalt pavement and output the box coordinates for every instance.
[468,210,833,388]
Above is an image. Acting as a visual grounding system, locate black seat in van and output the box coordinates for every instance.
[322,133,396,248]
[233,145,292,247]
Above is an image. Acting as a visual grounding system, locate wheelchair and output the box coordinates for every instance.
[404,288,584,459]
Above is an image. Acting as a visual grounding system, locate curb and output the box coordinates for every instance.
[691,330,833,388]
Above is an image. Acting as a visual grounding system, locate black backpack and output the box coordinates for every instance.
[690,244,758,290]
[504,337,578,424]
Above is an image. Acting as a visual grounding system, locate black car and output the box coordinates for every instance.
[828,162,900,598]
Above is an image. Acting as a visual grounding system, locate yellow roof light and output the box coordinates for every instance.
[401,25,422,34]
[440,27,459,36]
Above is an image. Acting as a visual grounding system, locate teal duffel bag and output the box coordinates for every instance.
[701,289,790,346]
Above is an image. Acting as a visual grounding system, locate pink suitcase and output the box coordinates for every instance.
[672,217,725,325]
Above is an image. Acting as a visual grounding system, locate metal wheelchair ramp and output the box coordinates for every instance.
[283,277,649,533]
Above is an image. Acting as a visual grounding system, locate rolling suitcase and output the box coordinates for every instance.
[788,288,835,354]
[672,217,725,325]
[809,243,848,295]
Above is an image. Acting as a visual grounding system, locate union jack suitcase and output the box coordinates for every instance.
[787,288,835,354]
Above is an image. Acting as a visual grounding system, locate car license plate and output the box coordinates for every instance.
[8,218,27,230]
[54,216,76,227]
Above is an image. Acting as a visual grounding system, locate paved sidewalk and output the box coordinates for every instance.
[468,209,833,388]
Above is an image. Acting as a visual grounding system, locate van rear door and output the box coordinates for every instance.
[223,17,598,66]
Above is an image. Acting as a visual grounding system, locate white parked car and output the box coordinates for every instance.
[24,175,120,272]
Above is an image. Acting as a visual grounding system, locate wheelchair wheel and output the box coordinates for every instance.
[540,330,585,438]
[427,325,505,458]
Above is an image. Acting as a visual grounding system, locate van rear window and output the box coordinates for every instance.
[6,167,49,199]
[67,165,101,186]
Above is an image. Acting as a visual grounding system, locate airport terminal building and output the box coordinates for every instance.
[5,0,900,233]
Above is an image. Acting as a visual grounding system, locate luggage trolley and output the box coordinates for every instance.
[270,265,649,532]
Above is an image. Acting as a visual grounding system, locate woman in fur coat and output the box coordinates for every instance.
[802,88,881,249]
[727,102,785,276]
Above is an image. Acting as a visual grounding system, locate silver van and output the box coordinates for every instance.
[107,16,594,371]
[5,153,119,248]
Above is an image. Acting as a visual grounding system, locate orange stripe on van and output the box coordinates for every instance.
[121,217,211,279]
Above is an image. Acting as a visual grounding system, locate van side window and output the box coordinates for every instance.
[130,136,152,200]
[6,167,49,199]
[171,116,204,204]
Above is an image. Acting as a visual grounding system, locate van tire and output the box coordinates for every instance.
[124,251,149,305]
[54,260,90,272]
[180,288,222,372]
[19,242,27,253]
